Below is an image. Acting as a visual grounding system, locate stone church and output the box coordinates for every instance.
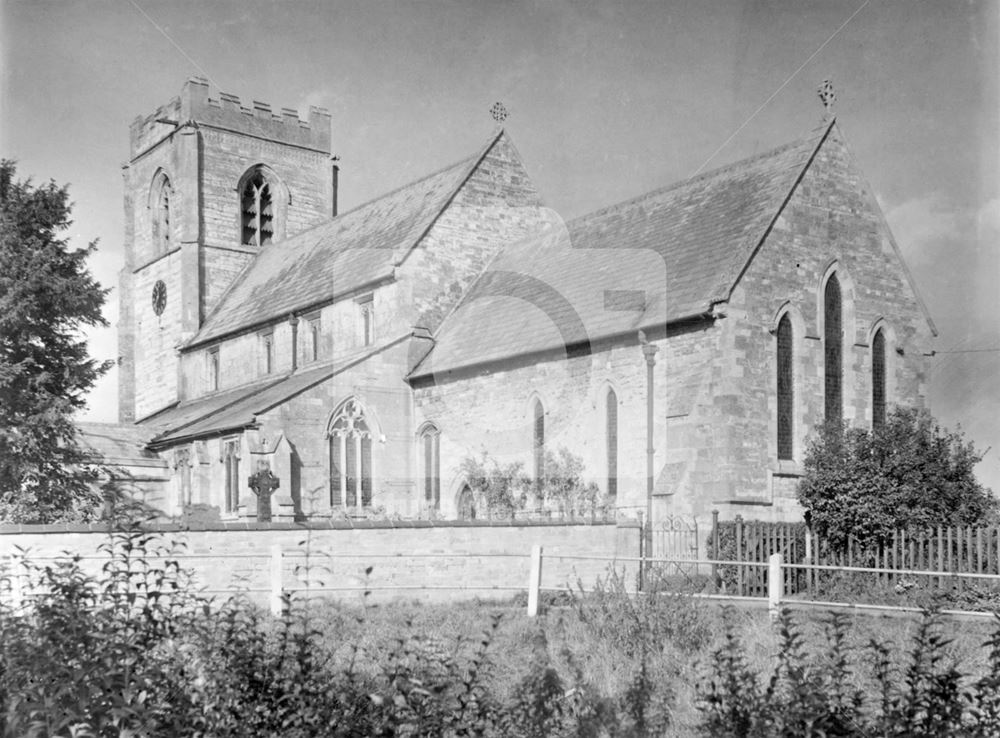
[87,77,936,526]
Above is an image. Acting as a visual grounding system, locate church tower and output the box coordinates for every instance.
[118,78,335,422]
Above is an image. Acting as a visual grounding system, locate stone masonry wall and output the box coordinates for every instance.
[399,133,546,333]
[0,521,641,606]
[709,123,934,521]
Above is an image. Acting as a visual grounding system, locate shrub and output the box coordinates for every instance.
[570,566,713,656]
[798,408,995,553]
[697,607,1000,737]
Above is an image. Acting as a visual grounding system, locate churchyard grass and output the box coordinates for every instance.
[4,522,1000,736]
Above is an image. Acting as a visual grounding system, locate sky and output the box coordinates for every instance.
[2,0,998,490]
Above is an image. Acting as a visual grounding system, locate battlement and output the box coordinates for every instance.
[130,77,332,159]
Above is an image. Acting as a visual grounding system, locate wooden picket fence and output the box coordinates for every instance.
[710,513,1000,598]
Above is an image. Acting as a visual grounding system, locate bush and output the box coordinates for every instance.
[798,408,995,553]
[570,566,713,656]
[2,524,680,736]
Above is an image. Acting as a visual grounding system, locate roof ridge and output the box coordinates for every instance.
[339,129,503,225]
[565,128,825,230]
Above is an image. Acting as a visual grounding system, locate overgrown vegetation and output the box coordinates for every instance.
[7,518,1000,736]
[0,160,113,523]
[798,408,996,552]
[699,606,1000,737]
[459,447,611,519]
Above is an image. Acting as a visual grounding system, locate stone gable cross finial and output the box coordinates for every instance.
[818,79,836,117]
[490,101,509,124]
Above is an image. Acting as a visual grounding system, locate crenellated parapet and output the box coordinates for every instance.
[129,77,331,159]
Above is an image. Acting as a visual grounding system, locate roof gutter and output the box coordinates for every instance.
[407,309,716,382]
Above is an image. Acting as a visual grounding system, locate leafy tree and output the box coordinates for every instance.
[537,446,606,517]
[0,160,112,522]
[460,447,609,519]
[798,407,996,550]
[459,452,530,518]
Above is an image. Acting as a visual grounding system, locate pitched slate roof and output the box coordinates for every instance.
[409,122,831,379]
[77,423,167,467]
[189,130,508,348]
[146,337,408,447]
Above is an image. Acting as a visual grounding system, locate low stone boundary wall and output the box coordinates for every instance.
[1,519,642,606]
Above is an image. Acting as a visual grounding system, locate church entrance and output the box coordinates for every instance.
[457,484,476,521]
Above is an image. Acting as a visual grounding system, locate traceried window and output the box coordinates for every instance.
[872,328,886,430]
[776,313,794,460]
[606,388,618,497]
[152,173,172,254]
[222,439,240,514]
[824,275,843,423]
[420,424,441,509]
[240,168,274,247]
[533,399,545,487]
[329,399,373,509]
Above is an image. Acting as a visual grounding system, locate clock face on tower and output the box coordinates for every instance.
[152,280,167,316]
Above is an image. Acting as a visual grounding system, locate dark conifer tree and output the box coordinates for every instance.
[0,160,112,522]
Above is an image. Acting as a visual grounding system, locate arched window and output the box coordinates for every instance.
[533,399,545,486]
[606,388,618,497]
[152,173,172,254]
[329,399,373,509]
[776,313,794,460]
[240,168,275,247]
[420,424,440,509]
[872,328,886,429]
[457,484,476,521]
[824,274,843,423]
[222,439,240,514]
[175,447,192,507]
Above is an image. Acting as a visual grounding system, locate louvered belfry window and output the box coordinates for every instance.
[154,174,171,253]
[240,170,274,247]
[872,328,886,429]
[776,313,794,460]
[329,399,373,509]
[606,389,618,497]
[824,275,843,423]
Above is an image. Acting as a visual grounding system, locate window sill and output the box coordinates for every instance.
[773,460,803,477]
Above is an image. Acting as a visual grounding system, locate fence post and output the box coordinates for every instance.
[735,515,744,597]
[8,553,25,613]
[269,544,283,617]
[768,552,783,621]
[711,510,719,589]
[527,544,543,617]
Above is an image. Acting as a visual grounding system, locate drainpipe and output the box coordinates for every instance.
[639,331,658,584]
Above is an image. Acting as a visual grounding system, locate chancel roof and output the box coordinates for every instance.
[189,130,507,347]
[410,122,832,379]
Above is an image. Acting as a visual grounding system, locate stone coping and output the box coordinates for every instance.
[0,518,634,535]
